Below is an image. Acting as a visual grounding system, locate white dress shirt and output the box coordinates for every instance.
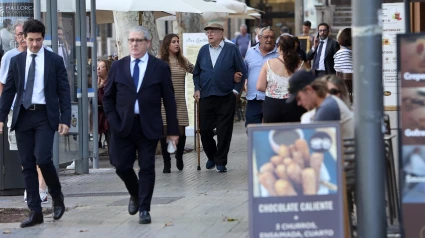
[130,53,149,114]
[312,37,328,71]
[24,48,46,105]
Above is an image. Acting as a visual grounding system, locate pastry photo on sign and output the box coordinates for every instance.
[253,128,338,197]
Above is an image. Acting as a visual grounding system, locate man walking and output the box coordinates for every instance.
[244,26,278,126]
[307,23,339,76]
[103,26,179,224]
[193,23,247,172]
[0,19,70,228]
[235,24,251,58]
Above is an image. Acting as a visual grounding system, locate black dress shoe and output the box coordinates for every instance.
[139,210,151,224]
[20,211,43,228]
[128,196,139,215]
[163,160,171,173]
[52,193,65,220]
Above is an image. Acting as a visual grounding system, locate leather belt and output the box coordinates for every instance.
[25,104,46,110]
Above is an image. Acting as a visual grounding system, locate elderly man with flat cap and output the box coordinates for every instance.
[193,23,247,172]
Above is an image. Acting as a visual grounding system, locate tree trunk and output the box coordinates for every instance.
[176,13,203,40]
[113,11,139,59]
[141,11,160,56]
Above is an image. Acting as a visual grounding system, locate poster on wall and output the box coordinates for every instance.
[248,122,346,238]
[397,33,425,238]
[302,0,321,29]
[382,2,405,109]
[0,0,34,54]
[182,33,208,136]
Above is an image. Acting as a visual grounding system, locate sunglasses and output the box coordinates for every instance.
[329,88,341,95]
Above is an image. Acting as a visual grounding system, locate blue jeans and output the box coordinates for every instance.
[245,99,263,127]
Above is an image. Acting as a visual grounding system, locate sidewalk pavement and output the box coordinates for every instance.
[0,121,249,238]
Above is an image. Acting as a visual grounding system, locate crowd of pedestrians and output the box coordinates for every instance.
[0,18,354,228]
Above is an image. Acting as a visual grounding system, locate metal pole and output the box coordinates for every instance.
[353,0,387,237]
[91,0,99,169]
[75,0,89,174]
[49,0,60,172]
[33,0,41,20]
[404,0,410,33]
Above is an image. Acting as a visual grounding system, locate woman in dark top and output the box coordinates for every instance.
[97,59,113,152]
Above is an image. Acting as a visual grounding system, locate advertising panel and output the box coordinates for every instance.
[248,123,346,238]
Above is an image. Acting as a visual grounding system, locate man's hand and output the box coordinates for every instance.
[167,135,179,149]
[234,72,243,83]
[58,124,69,135]
[193,90,200,102]
[0,122,3,134]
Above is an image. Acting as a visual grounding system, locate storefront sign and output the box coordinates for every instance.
[382,3,405,108]
[397,33,425,238]
[248,123,346,238]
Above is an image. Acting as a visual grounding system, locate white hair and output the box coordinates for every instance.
[129,25,151,41]
[13,19,26,32]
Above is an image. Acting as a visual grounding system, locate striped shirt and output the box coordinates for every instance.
[334,48,353,73]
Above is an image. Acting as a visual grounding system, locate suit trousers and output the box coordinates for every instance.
[110,116,158,212]
[199,93,236,166]
[14,106,62,213]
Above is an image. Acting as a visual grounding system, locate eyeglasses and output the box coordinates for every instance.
[128,38,147,44]
[318,29,328,33]
[205,30,222,35]
[329,88,341,95]
[261,35,275,40]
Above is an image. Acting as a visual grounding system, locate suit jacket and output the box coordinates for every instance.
[103,54,179,139]
[307,38,340,74]
[0,49,71,130]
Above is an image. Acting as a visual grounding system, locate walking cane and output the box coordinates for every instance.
[195,100,201,170]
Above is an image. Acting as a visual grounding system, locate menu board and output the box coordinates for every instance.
[248,123,345,238]
[397,33,425,238]
[382,3,405,108]
[182,33,208,134]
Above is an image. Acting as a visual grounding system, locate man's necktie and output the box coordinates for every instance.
[23,54,37,109]
[133,59,140,90]
[313,41,324,70]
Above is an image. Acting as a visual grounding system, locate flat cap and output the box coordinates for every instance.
[204,23,224,31]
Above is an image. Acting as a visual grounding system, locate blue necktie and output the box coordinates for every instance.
[23,54,37,109]
[133,59,140,90]
[313,41,324,70]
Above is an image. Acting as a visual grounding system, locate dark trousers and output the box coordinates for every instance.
[14,107,62,213]
[315,70,326,77]
[199,93,235,166]
[245,99,263,126]
[110,117,158,212]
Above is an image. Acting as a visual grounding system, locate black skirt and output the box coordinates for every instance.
[262,96,306,123]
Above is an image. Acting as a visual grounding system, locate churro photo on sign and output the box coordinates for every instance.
[252,127,338,197]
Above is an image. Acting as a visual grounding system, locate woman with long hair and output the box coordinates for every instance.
[158,34,194,173]
[67,59,113,169]
[256,35,306,123]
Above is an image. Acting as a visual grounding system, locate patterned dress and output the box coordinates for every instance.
[161,56,194,126]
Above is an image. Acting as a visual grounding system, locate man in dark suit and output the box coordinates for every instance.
[103,26,179,225]
[307,23,340,77]
[0,20,70,228]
